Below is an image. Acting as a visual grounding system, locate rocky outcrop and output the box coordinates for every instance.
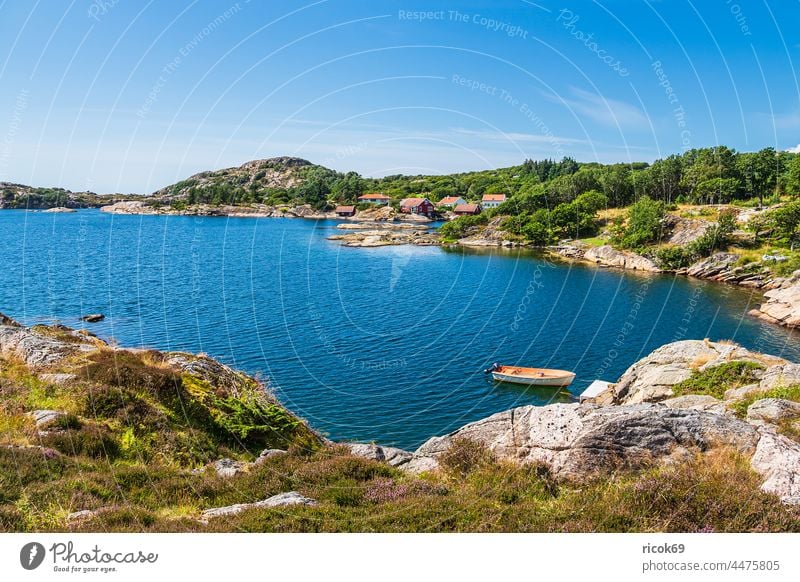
[200,491,316,521]
[750,427,800,504]
[665,216,712,245]
[328,228,438,247]
[413,402,759,480]
[0,314,99,367]
[583,245,660,272]
[750,271,800,328]
[42,207,77,213]
[345,443,414,468]
[612,340,783,405]
[686,252,773,288]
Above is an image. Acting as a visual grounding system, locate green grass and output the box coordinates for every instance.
[672,361,764,399]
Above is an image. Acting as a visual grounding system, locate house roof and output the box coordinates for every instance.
[438,196,462,205]
[400,197,430,207]
[454,203,480,213]
[358,193,390,200]
[335,205,355,213]
[482,194,507,202]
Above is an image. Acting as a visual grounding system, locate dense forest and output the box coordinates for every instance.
[169,146,800,211]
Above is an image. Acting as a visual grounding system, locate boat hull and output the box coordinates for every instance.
[491,367,575,387]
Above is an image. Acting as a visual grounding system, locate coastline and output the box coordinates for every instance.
[2,312,800,532]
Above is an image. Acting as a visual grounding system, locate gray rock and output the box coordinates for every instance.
[200,491,316,521]
[253,449,287,465]
[724,384,765,401]
[414,402,759,480]
[345,443,414,467]
[80,314,105,323]
[39,373,77,385]
[752,270,800,328]
[584,245,660,272]
[401,455,440,474]
[662,394,727,414]
[211,458,248,478]
[758,363,800,391]
[750,427,800,504]
[665,217,712,246]
[746,399,800,423]
[0,321,97,367]
[27,410,66,428]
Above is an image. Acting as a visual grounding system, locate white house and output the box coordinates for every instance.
[481,194,507,209]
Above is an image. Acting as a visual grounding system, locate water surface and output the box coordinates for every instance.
[0,209,797,449]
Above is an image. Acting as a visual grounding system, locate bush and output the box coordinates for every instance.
[617,196,666,249]
[40,424,121,460]
[672,361,764,399]
[439,437,495,477]
[655,245,694,270]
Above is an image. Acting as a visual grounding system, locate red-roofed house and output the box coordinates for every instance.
[481,194,507,209]
[334,205,356,217]
[437,196,466,208]
[357,193,391,205]
[399,197,435,217]
[453,203,481,216]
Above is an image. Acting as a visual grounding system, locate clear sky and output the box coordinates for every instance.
[1,0,799,194]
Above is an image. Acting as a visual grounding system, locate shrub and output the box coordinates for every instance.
[439,437,495,477]
[40,424,121,460]
[655,245,694,270]
[672,361,764,399]
[617,196,666,249]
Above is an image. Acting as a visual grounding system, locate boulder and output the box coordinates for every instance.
[757,362,800,391]
[746,399,800,423]
[401,455,440,474]
[583,245,660,272]
[345,443,414,468]
[80,314,105,323]
[750,427,800,504]
[210,458,248,478]
[27,410,66,428]
[39,373,77,385]
[200,491,316,521]
[724,384,766,401]
[413,402,759,480]
[254,448,287,465]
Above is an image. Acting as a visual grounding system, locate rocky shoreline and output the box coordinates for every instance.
[381,339,800,504]
[0,314,800,531]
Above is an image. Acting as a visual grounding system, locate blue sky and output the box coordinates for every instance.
[1,0,799,193]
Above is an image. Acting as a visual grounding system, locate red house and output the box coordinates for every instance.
[453,203,481,216]
[399,197,435,217]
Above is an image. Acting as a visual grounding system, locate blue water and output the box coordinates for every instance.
[1,209,798,449]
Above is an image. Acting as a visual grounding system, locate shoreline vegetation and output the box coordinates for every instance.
[2,313,800,532]
[4,149,799,328]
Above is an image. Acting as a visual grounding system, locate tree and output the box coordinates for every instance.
[736,148,777,206]
[784,154,800,198]
[617,196,666,249]
[693,178,740,205]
